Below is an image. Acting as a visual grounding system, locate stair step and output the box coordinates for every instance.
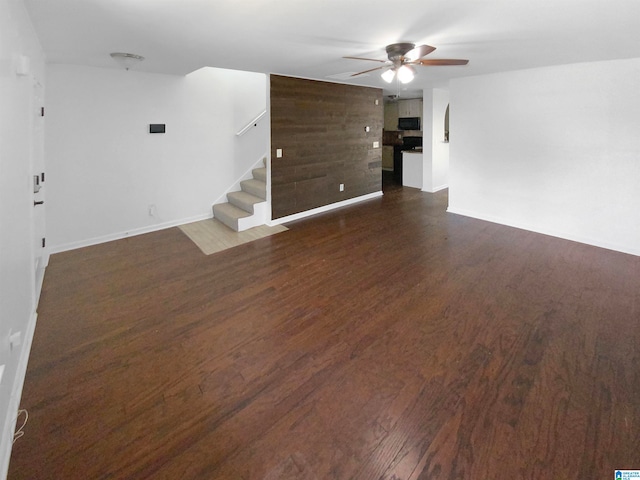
[227,190,264,214]
[252,167,267,182]
[241,178,266,199]
[212,202,251,232]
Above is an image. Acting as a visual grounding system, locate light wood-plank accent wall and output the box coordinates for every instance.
[270,75,383,219]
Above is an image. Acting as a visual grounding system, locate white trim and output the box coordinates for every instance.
[49,212,212,254]
[268,191,383,226]
[34,265,46,302]
[265,76,272,218]
[236,110,267,136]
[446,206,640,257]
[423,184,448,193]
[0,311,38,480]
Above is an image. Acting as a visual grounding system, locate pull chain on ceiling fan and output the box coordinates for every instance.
[344,42,468,83]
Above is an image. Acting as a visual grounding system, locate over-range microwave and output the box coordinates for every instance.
[398,117,420,130]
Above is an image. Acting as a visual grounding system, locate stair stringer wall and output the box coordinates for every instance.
[236,201,268,231]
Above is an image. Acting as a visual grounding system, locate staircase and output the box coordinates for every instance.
[212,158,268,232]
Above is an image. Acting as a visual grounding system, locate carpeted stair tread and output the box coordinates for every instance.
[213,202,251,231]
[252,167,267,182]
[241,178,266,199]
[227,190,265,213]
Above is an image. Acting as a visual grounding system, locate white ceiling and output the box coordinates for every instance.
[24,0,640,97]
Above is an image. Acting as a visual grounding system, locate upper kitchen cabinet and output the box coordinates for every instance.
[398,99,423,119]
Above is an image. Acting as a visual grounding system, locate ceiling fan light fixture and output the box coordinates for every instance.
[397,65,415,84]
[381,69,395,83]
[110,52,145,70]
[345,43,468,82]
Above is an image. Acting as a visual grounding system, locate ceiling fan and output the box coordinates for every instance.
[344,42,468,84]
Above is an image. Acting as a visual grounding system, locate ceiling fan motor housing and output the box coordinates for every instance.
[385,43,415,62]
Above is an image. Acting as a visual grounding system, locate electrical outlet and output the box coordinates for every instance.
[148,204,156,217]
[276,148,283,158]
[0,365,4,384]
[373,141,379,148]
[339,183,344,192]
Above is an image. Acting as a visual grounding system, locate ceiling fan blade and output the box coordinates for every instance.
[404,44,436,61]
[412,59,469,66]
[343,56,388,63]
[350,65,388,77]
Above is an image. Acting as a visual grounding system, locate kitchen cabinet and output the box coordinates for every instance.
[398,99,423,118]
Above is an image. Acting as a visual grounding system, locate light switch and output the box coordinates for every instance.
[373,141,379,148]
[276,148,283,158]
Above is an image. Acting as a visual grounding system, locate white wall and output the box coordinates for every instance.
[448,58,640,256]
[46,65,267,252]
[419,88,449,193]
[425,88,449,193]
[420,90,433,191]
[0,0,45,476]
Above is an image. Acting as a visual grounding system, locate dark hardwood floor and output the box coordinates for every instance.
[9,183,640,479]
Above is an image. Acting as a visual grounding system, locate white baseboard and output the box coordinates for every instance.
[0,311,38,480]
[268,191,383,226]
[447,206,640,257]
[49,213,213,254]
[423,184,448,193]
